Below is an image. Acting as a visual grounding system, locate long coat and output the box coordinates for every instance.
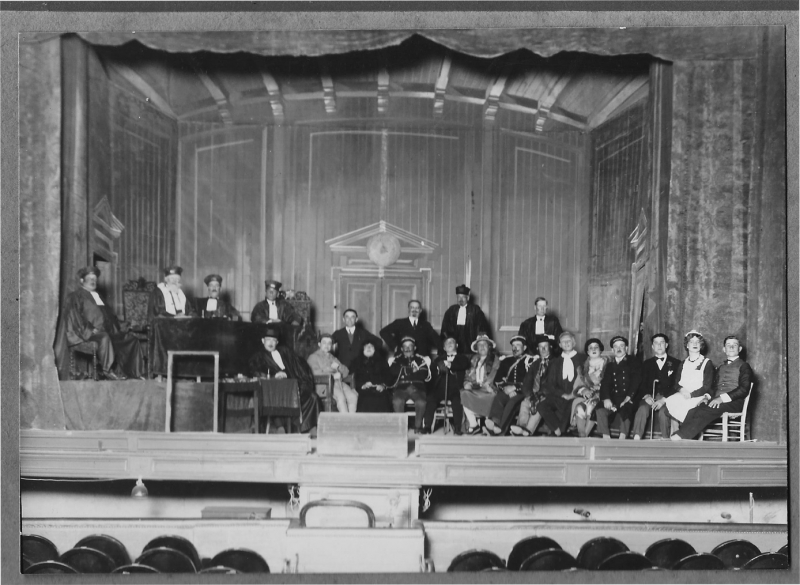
[380,317,442,357]
[195,297,241,321]
[440,303,490,354]
[518,314,563,350]
[331,326,383,370]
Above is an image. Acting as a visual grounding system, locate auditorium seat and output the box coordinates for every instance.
[111,563,160,574]
[200,566,239,574]
[644,538,696,569]
[576,536,629,570]
[741,552,789,570]
[506,536,562,570]
[136,547,197,573]
[24,560,78,574]
[447,549,506,572]
[59,546,116,573]
[672,552,726,570]
[519,549,578,571]
[21,533,59,565]
[597,551,655,571]
[711,538,761,569]
[777,543,789,556]
[210,548,270,573]
[143,534,201,571]
[75,534,131,568]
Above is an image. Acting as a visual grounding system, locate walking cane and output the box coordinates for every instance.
[443,364,450,435]
[648,380,658,439]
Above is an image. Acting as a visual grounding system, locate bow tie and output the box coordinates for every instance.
[657,357,666,362]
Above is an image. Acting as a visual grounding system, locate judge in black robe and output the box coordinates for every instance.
[248,326,320,433]
[147,265,197,323]
[440,284,490,355]
[251,279,303,345]
[56,266,144,379]
[195,274,241,321]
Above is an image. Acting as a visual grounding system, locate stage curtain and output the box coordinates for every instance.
[19,37,65,430]
[665,29,786,442]
[68,27,764,61]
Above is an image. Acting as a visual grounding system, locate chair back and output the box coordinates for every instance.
[577,536,629,570]
[645,538,696,569]
[123,279,156,332]
[519,549,577,571]
[507,536,562,571]
[136,547,197,573]
[75,534,131,568]
[21,534,59,564]
[143,535,201,571]
[740,384,753,416]
[210,549,270,573]
[59,547,117,573]
[24,560,78,574]
[711,538,760,568]
[447,549,505,572]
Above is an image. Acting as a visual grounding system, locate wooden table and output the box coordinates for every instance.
[165,350,219,432]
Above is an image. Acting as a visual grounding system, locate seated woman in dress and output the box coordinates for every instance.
[351,340,393,413]
[664,330,715,433]
[460,334,501,435]
[307,333,357,413]
[571,338,608,437]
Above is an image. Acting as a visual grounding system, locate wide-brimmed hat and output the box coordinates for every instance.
[471,334,496,352]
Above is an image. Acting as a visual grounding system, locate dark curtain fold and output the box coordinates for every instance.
[665,30,786,442]
[19,37,65,429]
[63,27,764,61]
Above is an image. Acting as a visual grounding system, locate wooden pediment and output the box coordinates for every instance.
[93,196,125,239]
[325,221,439,256]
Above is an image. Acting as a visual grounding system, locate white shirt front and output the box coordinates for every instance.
[410,318,417,327]
[270,349,286,371]
[346,327,355,336]
[206,298,218,312]
[535,316,545,335]
[268,300,279,320]
[456,305,467,325]
[89,291,104,306]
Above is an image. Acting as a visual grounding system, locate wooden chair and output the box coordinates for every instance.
[314,374,335,412]
[433,400,454,434]
[69,341,98,381]
[123,278,155,374]
[700,383,753,442]
[219,381,261,433]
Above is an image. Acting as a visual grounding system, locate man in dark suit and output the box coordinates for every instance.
[672,335,753,441]
[380,299,442,361]
[535,331,587,436]
[440,284,490,354]
[331,308,383,371]
[518,296,563,352]
[631,333,681,440]
[595,335,643,439]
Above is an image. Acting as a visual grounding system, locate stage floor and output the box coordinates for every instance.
[20,428,787,488]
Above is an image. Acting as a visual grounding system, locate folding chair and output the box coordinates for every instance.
[701,383,753,442]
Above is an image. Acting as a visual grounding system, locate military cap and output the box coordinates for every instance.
[264,280,282,290]
[609,335,629,348]
[204,274,222,286]
[400,336,416,346]
[509,335,527,346]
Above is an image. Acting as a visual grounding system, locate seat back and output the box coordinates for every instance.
[742,552,789,570]
[519,549,577,571]
[25,560,77,574]
[672,552,726,570]
[22,534,59,564]
[711,538,760,568]
[111,563,160,574]
[597,551,655,571]
[143,535,201,571]
[507,536,562,570]
[645,538,696,569]
[210,549,270,573]
[122,279,156,332]
[447,549,505,572]
[75,534,131,568]
[59,546,116,573]
[136,547,197,573]
[576,536,629,570]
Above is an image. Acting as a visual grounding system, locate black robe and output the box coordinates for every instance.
[147,286,197,323]
[195,297,241,321]
[351,354,393,413]
[248,345,319,432]
[251,298,303,345]
[440,303,490,354]
[518,314,563,351]
[56,287,144,378]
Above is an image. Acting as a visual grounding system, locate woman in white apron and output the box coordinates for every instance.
[665,330,715,427]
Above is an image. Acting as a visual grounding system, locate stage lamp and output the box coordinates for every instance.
[131,476,149,498]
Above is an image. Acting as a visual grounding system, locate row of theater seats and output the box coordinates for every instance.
[447,535,791,572]
[21,533,269,574]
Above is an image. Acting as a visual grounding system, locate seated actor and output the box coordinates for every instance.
[422,336,471,435]
[665,330,715,427]
[248,326,320,434]
[388,337,431,434]
[460,334,501,435]
[196,274,241,320]
[59,266,145,380]
[534,331,587,437]
[485,336,537,436]
[631,333,681,440]
[148,265,197,322]
[511,335,552,436]
[440,284,490,355]
[594,335,642,440]
[251,280,304,344]
[518,297,563,352]
[352,340,393,413]
[331,308,383,372]
[307,333,357,413]
[672,335,753,441]
[380,300,441,361]
[571,338,608,438]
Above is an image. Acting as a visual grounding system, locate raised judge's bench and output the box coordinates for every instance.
[149,318,269,377]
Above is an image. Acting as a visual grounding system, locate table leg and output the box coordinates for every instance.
[165,353,173,433]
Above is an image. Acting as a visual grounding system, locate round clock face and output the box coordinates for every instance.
[366,233,401,267]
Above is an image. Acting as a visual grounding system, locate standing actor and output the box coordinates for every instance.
[251,280,304,345]
[331,308,383,371]
[518,297,563,352]
[380,299,441,360]
[440,284,490,355]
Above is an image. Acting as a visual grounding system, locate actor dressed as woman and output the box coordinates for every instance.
[665,330,715,428]
[571,338,608,437]
[351,340,393,413]
[460,334,501,434]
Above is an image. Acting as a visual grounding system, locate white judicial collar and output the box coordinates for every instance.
[157,282,186,315]
[456,305,467,325]
[206,298,218,312]
[535,316,545,335]
[270,349,286,371]
[268,300,278,320]
[89,291,104,306]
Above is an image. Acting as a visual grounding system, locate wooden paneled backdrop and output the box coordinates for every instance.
[177,109,592,347]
